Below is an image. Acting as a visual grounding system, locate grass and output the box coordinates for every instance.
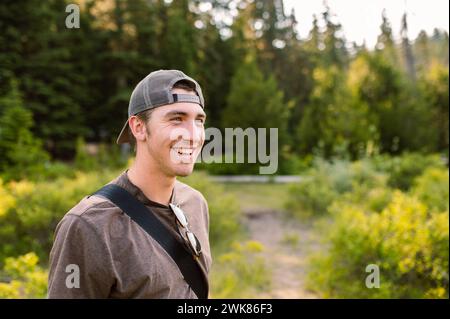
[280,233,300,248]
[220,183,293,211]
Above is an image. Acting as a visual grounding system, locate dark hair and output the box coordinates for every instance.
[128,80,197,150]
[172,79,197,92]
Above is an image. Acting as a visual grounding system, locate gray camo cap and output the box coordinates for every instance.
[116,69,205,144]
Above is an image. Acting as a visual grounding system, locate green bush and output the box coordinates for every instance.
[285,173,336,218]
[75,137,128,172]
[196,152,312,176]
[0,252,47,298]
[360,187,393,213]
[41,161,77,180]
[412,167,449,212]
[372,153,445,190]
[0,169,122,264]
[308,192,449,298]
[197,160,261,176]
[74,136,97,171]
[285,158,386,217]
[0,178,15,218]
[210,241,271,298]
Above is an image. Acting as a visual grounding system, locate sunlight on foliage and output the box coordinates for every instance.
[0,252,48,298]
[210,241,270,298]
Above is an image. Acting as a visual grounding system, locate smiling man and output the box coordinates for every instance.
[48,70,212,299]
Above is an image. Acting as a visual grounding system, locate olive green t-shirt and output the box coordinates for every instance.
[47,170,212,298]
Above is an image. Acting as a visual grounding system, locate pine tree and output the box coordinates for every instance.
[376,9,398,66]
[158,0,198,75]
[297,63,375,159]
[420,62,449,152]
[222,54,290,172]
[222,55,289,135]
[400,13,416,81]
[0,78,49,180]
[0,0,90,158]
[194,13,235,129]
[320,4,348,68]
[414,30,431,73]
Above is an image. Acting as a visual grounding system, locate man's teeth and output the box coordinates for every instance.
[173,148,194,155]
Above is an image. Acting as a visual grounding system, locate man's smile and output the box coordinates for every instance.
[171,147,195,156]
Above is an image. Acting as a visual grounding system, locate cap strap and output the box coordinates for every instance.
[172,94,203,107]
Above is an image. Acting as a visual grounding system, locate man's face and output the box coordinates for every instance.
[142,88,206,177]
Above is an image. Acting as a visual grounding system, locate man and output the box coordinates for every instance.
[48,70,212,298]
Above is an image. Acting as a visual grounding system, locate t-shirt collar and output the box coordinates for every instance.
[114,169,176,209]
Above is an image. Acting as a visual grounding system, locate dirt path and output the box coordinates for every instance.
[243,209,322,299]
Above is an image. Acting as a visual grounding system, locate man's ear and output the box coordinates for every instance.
[129,116,148,142]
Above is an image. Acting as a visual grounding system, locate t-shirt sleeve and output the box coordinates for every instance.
[47,214,115,298]
[202,197,210,235]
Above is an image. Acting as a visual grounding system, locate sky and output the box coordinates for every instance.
[283,0,449,48]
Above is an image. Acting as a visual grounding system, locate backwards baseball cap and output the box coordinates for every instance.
[116,69,205,144]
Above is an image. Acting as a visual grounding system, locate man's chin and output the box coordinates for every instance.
[173,164,195,177]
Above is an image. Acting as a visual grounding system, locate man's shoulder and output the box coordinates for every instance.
[175,179,208,205]
[62,192,122,228]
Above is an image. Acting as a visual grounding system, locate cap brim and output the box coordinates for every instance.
[116,119,131,144]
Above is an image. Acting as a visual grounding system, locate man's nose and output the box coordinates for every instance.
[171,120,203,146]
[184,120,203,145]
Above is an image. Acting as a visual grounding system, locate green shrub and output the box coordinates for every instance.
[196,155,261,175]
[285,174,336,218]
[0,252,47,298]
[308,191,449,298]
[285,158,386,217]
[41,161,77,180]
[372,153,445,190]
[0,178,16,218]
[412,167,449,212]
[361,187,393,213]
[196,151,312,176]
[210,241,271,298]
[75,137,128,172]
[0,169,122,264]
[74,136,97,171]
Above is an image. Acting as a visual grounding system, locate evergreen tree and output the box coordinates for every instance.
[349,52,436,153]
[414,30,431,73]
[222,55,290,166]
[0,0,88,158]
[222,55,289,135]
[376,9,398,66]
[0,78,49,180]
[313,4,348,68]
[400,13,416,81]
[159,0,198,75]
[420,62,449,152]
[297,63,375,159]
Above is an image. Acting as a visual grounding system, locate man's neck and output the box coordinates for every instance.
[127,159,176,206]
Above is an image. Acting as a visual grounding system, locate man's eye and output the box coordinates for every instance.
[172,117,182,122]
[196,119,205,124]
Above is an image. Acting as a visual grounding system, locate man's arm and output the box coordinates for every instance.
[48,214,115,298]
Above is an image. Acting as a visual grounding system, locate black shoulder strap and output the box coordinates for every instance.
[93,183,208,299]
